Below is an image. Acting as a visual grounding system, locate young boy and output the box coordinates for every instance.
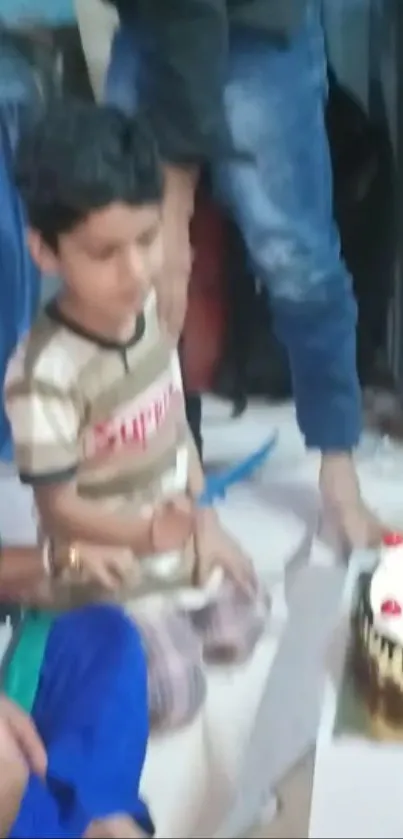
[5,101,266,730]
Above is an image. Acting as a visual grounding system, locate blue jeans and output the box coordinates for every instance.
[106,3,361,451]
[0,48,41,460]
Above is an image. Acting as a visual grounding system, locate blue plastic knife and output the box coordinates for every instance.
[197,431,278,507]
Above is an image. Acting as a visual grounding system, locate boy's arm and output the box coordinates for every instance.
[186,427,257,594]
[186,430,205,498]
[186,428,222,530]
[171,347,211,504]
[0,545,54,605]
[5,371,154,554]
[34,480,153,553]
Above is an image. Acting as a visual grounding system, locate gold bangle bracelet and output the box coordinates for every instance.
[41,540,52,577]
[68,544,82,575]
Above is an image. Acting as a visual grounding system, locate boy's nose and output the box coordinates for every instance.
[124,246,148,286]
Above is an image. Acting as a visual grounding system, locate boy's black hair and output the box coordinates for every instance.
[15,99,163,249]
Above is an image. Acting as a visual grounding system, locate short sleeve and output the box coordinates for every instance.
[170,348,184,394]
[4,372,81,486]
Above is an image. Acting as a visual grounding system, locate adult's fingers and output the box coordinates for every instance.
[0,699,47,776]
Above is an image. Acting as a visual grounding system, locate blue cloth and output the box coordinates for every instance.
[10,605,153,839]
[0,0,74,26]
[105,0,361,451]
[0,48,40,460]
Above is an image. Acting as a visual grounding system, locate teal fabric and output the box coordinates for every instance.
[3,610,55,713]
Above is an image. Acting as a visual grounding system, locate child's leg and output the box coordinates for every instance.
[136,611,206,732]
[189,578,268,664]
[10,604,153,839]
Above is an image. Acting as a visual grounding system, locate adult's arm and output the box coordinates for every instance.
[0,543,135,609]
[0,545,48,605]
[0,543,84,608]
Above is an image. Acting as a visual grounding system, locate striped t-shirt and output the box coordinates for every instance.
[4,292,195,596]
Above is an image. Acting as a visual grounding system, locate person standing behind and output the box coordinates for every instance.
[77,0,382,548]
[0,27,42,460]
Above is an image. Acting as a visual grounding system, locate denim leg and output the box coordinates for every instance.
[104,24,142,112]
[212,5,361,450]
[0,101,40,461]
[0,50,41,460]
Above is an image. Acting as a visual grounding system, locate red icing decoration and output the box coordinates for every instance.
[381,599,402,617]
[383,532,403,547]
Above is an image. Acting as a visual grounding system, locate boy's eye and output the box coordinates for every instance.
[95,246,116,261]
[137,226,159,248]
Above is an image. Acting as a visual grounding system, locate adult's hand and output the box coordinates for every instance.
[84,814,148,837]
[0,697,47,777]
[320,453,383,547]
[66,544,135,591]
[49,544,136,592]
[0,699,46,836]
[18,544,137,609]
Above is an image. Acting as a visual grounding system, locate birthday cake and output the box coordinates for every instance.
[352,532,403,739]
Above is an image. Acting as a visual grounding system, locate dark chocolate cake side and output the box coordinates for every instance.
[351,573,403,728]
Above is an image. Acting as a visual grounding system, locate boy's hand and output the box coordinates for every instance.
[194,509,257,596]
[151,495,195,553]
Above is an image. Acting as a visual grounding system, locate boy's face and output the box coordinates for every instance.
[29,202,163,320]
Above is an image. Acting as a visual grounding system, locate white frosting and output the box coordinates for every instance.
[370,541,403,644]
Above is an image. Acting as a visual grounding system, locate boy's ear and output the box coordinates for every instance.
[27,229,59,275]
